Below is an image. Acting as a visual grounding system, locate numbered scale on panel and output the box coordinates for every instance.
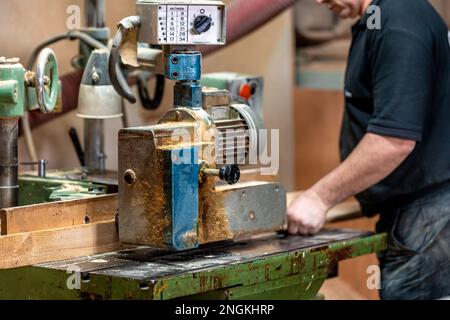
[157,4,224,44]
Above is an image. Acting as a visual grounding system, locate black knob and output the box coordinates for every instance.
[219,165,240,185]
[192,15,213,35]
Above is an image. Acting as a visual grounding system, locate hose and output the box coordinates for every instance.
[137,72,165,110]
[26,31,107,70]
[109,29,136,103]
[202,0,296,55]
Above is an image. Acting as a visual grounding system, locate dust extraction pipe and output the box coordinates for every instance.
[203,0,296,55]
[23,0,296,132]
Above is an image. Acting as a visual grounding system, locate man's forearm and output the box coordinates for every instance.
[310,133,416,209]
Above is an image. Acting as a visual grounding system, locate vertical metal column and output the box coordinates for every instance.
[83,0,107,173]
[84,118,105,173]
[85,0,106,28]
[0,118,18,209]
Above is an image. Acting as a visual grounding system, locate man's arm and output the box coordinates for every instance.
[288,133,416,235]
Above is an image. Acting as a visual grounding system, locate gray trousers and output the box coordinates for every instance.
[377,183,450,300]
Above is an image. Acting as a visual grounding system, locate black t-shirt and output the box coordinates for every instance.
[340,0,450,215]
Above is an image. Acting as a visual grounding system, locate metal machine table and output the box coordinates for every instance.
[0,229,386,300]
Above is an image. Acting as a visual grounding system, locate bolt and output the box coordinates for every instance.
[249,211,256,221]
[25,71,36,87]
[124,169,136,185]
[91,71,100,83]
[171,56,179,64]
[43,75,51,86]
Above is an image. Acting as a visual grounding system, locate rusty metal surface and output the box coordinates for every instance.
[36,228,374,281]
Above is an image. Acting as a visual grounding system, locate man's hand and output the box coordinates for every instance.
[287,190,331,236]
[287,133,416,237]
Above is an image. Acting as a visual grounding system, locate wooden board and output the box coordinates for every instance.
[1,191,362,237]
[0,220,120,270]
[0,190,362,270]
[0,194,117,235]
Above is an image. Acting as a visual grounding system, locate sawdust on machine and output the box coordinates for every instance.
[131,155,171,248]
[198,177,232,243]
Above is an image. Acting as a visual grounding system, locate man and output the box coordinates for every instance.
[288,0,450,300]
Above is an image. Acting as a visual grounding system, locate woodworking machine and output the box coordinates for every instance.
[0,0,389,301]
[109,0,286,250]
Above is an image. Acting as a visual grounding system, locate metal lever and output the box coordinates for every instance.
[69,127,85,166]
[20,160,48,178]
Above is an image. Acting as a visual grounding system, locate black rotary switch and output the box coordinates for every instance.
[219,165,241,185]
[192,15,213,35]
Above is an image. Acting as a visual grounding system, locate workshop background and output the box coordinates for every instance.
[0,0,448,300]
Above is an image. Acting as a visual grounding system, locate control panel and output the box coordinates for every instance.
[137,0,226,45]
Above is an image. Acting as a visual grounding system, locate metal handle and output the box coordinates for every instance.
[35,48,60,113]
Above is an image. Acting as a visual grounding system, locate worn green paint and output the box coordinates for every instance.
[0,63,25,117]
[0,233,387,300]
[184,275,327,300]
[0,80,18,104]
[18,176,107,206]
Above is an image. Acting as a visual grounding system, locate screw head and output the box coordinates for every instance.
[91,71,100,83]
[124,169,137,185]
